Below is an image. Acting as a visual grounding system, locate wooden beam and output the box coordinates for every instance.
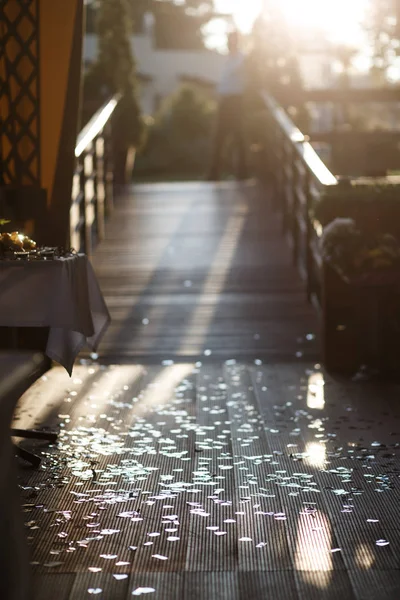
[39,0,83,246]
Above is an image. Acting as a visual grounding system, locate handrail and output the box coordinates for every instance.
[75,94,120,157]
[71,94,121,256]
[262,92,338,187]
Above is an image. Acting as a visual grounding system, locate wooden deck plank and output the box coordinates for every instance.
[185,367,237,572]
[224,363,293,571]
[349,570,400,600]
[238,571,298,599]
[12,181,400,599]
[32,574,75,600]
[89,181,318,360]
[184,572,239,600]
[13,361,400,600]
[294,571,355,600]
[69,572,129,599]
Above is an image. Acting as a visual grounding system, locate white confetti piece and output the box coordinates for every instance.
[190,510,210,517]
[88,567,102,572]
[167,536,180,541]
[100,529,120,535]
[152,554,168,560]
[100,554,118,560]
[239,537,253,542]
[113,574,128,580]
[88,589,102,595]
[214,531,227,536]
[376,539,390,546]
[132,588,156,596]
[147,533,161,537]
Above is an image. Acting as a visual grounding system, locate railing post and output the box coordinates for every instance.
[84,144,95,256]
[79,152,86,254]
[281,137,289,234]
[304,171,313,301]
[104,121,114,217]
[277,126,285,215]
[72,96,119,254]
[291,146,299,265]
[95,134,106,242]
[70,160,83,252]
[269,116,278,210]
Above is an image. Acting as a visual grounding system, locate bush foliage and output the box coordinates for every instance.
[313,178,400,237]
[135,85,216,177]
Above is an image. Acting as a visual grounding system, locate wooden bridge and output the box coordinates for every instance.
[9,97,400,600]
[90,180,318,362]
[3,4,400,599]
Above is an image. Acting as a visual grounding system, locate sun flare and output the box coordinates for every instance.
[227,0,368,46]
[279,0,368,45]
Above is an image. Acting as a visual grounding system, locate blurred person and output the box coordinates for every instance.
[208,30,248,181]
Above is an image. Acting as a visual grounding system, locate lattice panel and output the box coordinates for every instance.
[0,0,40,185]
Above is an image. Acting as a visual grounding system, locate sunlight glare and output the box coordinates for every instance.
[295,510,333,581]
[307,372,325,410]
[211,0,369,54]
[355,543,376,569]
[278,0,368,45]
[305,442,327,468]
[216,0,263,33]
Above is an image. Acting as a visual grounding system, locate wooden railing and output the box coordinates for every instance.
[263,92,337,303]
[263,93,400,374]
[70,96,119,255]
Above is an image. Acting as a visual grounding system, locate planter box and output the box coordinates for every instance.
[321,261,400,374]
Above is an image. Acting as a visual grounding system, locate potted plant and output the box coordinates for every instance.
[320,217,400,285]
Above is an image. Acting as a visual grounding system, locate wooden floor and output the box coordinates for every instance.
[14,362,400,599]
[13,182,400,599]
[90,181,319,361]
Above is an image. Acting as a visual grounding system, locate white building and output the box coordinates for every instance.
[83,15,373,118]
[84,16,226,116]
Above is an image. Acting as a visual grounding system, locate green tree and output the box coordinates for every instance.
[88,1,218,50]
[249,6,307,129]
[135,85,216,177]
[368,0,400,80]
[129,0,216,49]
[84,0,144,148]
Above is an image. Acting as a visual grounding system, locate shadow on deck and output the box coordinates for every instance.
[18,183,400,600]
[91,181,319,362]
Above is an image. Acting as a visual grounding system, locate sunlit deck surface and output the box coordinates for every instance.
[14,182,400,599]
[91,181,318,361]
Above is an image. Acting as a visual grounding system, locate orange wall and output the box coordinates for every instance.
[40,0,80,204]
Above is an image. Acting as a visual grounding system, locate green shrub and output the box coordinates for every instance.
[135,85,216,178]
[313,178,400,237]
